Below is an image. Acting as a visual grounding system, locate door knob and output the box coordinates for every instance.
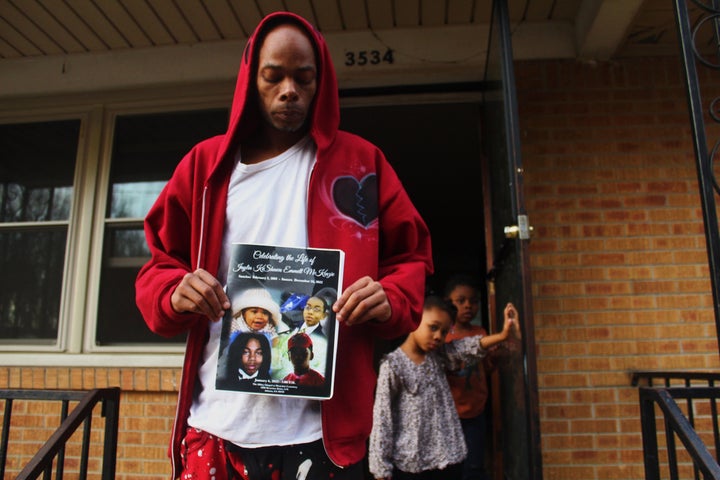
[504,215,533,239]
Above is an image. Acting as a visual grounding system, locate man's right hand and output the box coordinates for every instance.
[170,268,230,321]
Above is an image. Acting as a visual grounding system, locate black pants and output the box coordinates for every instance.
[225,439,365,480]
[392,462,464,480]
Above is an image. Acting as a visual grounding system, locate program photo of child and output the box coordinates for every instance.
[216,285,339,399]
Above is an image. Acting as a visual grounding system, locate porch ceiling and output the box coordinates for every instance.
[0,1,688,62]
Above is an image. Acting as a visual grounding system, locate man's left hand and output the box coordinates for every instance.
[333,276,391,326]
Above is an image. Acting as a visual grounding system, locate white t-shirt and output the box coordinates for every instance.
[187,136,322,447]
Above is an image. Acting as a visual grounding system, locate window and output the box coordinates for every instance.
[95,109,229,346]
[0,120,79,344]
[0,106,228,352]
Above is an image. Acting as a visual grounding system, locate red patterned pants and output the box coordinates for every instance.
[179,427,364,480]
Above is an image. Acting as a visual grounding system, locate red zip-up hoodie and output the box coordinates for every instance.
[135,11,433,478]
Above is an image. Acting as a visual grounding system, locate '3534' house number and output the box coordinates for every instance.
[344,49,394,66]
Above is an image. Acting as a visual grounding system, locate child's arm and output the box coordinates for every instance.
[479,302,520,350]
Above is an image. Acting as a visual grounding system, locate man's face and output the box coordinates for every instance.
[256,24,317,133]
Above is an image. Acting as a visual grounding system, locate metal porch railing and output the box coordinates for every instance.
[0,388,120,480]
[638,0,720,475]
[633,371,720,479]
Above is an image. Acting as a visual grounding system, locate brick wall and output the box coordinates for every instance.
[516,56,720,479]
[0,367,178,480]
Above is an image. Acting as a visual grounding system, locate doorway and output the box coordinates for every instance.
[337,4,542,479]
[339,100,487,296]
[340,98,500,476]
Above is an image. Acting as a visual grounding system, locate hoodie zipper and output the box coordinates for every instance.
[197,185,209,270]
[171,184,209,478]
[307,158,344,470]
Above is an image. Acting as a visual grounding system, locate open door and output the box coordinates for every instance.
[482,1,542,479]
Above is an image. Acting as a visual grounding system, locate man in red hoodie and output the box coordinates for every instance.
[135,11,433,480]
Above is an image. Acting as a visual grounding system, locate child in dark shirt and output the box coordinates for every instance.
[445,274,519,480]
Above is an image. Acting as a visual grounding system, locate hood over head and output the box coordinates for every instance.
[215,12,340,170]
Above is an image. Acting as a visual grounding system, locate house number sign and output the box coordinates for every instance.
[344,48,395,66]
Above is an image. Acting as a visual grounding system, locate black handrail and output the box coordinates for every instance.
[632,370,720,387]
[633,371,720,479]
[673,0,720,358]
[639,386,720,480]
[0,388,120,480]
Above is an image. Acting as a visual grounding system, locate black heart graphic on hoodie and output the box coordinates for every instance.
[332,175,378,227]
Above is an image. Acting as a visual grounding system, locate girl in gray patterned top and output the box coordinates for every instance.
[369,296,520,480]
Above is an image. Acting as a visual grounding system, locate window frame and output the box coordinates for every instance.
[84,99,230,354]
[0,87,230,365]
[0,106,95,354]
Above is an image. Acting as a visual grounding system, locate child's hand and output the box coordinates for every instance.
[480,303,522,350]
[503,302,521,338]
